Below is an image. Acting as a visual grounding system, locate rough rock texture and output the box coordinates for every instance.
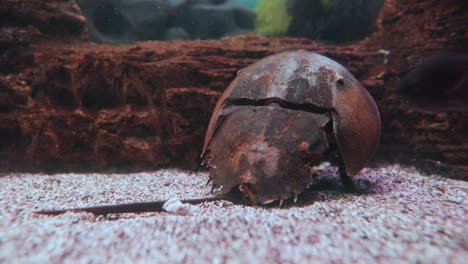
[0,0,467,178]
[0,0,86,54]
[365,0,468,178]
[0,166,467,262]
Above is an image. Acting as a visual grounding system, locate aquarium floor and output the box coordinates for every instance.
[0,165,466,263]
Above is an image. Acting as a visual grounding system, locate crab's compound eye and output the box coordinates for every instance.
[336,78,345,86]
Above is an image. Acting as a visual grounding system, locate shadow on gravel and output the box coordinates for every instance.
[220,170,388,209]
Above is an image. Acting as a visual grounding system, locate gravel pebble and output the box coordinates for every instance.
[163,198,193,215]
[0,165,467,263]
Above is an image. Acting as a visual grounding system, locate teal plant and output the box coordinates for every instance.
[255,0,291,37]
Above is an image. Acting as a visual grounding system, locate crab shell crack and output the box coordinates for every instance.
[202,50,380,204]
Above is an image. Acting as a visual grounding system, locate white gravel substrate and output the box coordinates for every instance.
[0,165,466,263]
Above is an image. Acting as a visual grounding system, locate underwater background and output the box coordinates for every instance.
[0,0,465,176]
[77,0,384,44]
[0,1,467,261]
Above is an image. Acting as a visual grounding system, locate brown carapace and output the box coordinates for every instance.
[35,51,380,216]
[202,50,380,204]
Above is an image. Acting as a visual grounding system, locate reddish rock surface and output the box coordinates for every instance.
[0,0,466,178]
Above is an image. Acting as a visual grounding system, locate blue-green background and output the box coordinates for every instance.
[234,0,259,9]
